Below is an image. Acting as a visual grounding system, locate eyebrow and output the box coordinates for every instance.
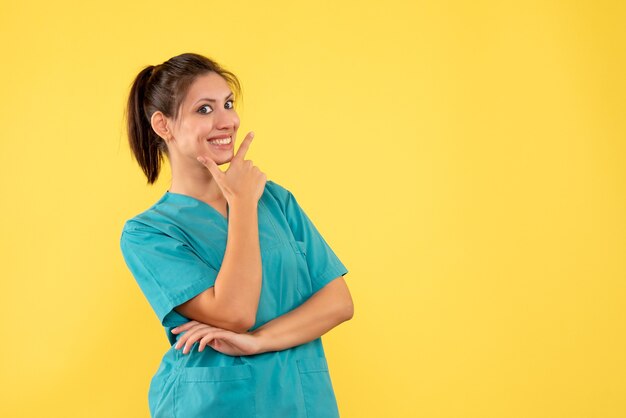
[194,92,234,105]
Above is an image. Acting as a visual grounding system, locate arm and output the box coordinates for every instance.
[171,277,354,355]
[175,199,262,333]
[250,276,354,353]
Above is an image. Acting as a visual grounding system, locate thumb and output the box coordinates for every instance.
[197,155,223,182]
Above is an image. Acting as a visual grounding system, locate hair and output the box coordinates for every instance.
[125,52,242,184]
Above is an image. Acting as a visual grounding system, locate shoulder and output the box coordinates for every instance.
[264,179,298,207]
[120,191,183,234]
[120,199,174,244]
[121,210,162,235]
[264,179,292,199]
[119,216,162,251]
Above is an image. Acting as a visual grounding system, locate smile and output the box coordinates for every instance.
[207,136,232,145]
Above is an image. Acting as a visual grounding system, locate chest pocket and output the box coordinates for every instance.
[292,240,313,297]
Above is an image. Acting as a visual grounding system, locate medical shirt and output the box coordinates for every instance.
[119,180,349,418]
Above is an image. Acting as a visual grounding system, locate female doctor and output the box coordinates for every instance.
[120,52,354,418]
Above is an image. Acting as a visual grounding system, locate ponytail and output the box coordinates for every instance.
[126,65,165,184]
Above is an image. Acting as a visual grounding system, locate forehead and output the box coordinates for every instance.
[185,72,231,104]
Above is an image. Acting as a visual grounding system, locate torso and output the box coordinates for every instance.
[124,181,344,417]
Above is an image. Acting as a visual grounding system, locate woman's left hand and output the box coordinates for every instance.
[171,320,262,356]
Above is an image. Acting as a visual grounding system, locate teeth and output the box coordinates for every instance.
[208,136,231,145]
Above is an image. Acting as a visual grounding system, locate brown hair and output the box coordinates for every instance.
[125,52,242,184]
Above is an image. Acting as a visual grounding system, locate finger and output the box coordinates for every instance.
[176,322,220,341]
[209,339,221,350]
[198,334,216,352]
[174,324,209,349]
[231,131,254,164]
[171,320,200,334]
[197,155,224,181]
[183,339,198,354]
[198,331,229,352]
[181,326,218,354]
[178,326,208,348]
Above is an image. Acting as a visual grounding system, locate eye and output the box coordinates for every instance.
[197,104,212,114]
[225,99,234,109]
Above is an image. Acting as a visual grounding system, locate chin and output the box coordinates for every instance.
[215,153,234,166]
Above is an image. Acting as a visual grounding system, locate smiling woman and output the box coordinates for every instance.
[120,52,353,418]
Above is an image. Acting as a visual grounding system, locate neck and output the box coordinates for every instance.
[167,156,225,203]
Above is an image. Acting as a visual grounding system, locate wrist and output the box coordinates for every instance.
[250,327,271,354]
[229,197,258,209]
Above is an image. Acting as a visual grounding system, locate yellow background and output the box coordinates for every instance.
[1,1,625,417]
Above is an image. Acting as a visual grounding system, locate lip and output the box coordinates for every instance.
[207,133,233,140]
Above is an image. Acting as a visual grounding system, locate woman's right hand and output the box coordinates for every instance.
[197,131,267,205]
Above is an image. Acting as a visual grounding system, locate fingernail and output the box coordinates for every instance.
[197,156,206,164]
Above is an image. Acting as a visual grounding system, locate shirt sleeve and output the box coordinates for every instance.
[268,181,349,293]
[119,222,219,328]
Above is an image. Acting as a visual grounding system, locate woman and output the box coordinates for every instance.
[120,52,354,418]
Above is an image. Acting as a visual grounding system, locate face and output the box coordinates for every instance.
[166,72,240,166]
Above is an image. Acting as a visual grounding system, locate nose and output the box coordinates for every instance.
[214,107,236,131]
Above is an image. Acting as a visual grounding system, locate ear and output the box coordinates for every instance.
[150,111,173,141]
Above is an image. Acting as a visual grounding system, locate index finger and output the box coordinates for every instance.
[171,320,200,334]
[231,131,255,164]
